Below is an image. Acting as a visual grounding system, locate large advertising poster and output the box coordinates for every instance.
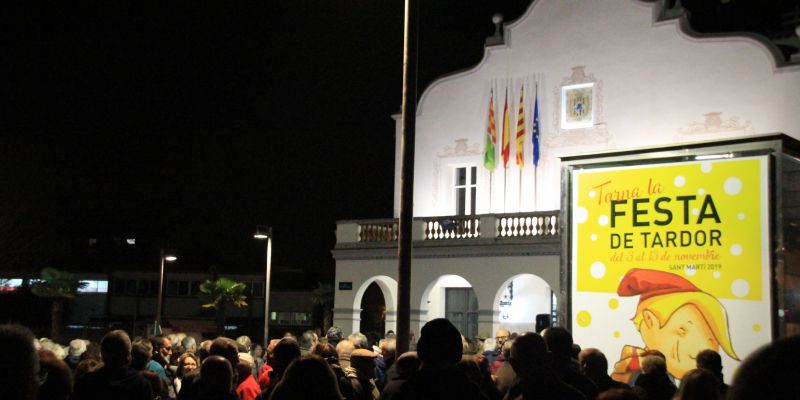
[570,156,771,383]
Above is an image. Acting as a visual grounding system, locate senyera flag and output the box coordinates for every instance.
[501,87,510,168]
[515,85,525,169]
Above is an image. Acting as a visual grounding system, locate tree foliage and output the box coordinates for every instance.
[30,267,86,299]
[311,282,333,306]
[199,277,248,309]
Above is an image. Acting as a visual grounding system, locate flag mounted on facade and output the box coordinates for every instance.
[515,85,525,169]
[501,87,511,168]
[532,88,540,167]
[484,89,497,171]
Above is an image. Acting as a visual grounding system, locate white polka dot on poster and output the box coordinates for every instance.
[713,271,721,279]
[724,177,743,195]
[598,215,609,226]
[730,244,743,256]
[684,265,697,276]
[737,212,745,220]
[576,207,589,224]
[698,188,705,195]
[692,208,699,215]
[589,190,596,198]
[590,261,606,279]
[731,279,750,298]
[674,176,686,187]
[701,162,712,173]
[590,234,597,241]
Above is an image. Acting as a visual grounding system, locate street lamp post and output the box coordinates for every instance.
[154,248,177,336]
[254,226,273,343]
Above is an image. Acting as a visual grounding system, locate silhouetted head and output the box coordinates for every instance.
[675,368,721,400]
[101,330,132,368]
[729,336,800,400]
[696,349,723,378]
[509,332,551,375]
[542,327,573,357]
[199,355,233,394]
[578,348,608,377]
[416,318,463,366]
[0,324,39,400]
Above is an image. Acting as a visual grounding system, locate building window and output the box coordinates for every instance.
[454,166,477,215]
[78,280,108,293]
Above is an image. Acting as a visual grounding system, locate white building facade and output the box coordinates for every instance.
[333,0,800,342]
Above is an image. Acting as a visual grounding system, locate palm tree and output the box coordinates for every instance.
[199,277,248,336]
[311,282,334,332]
[30,267,87,342]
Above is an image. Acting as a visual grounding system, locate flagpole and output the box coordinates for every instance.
[533,79,539,211]
[518,78,523,211]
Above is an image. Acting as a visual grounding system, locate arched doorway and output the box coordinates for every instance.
[493,274,552,333]
[351,275,397,335]
[359,282,385,335]
[421,275,479,340]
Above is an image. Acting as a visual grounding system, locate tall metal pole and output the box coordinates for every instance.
[154,249,166,337]
[264,234,273,343]
[396,0,418,355]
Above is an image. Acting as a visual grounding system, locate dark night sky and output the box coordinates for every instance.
[1,1,793,283]
[2,1,532,282]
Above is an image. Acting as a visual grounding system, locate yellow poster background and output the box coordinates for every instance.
[573,157,765,301]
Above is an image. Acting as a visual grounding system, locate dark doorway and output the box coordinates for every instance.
[360,281,386,335]
[445,287,478,340]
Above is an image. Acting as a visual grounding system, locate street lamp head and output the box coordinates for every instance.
[161,249,178,262]
[254,225,272,240]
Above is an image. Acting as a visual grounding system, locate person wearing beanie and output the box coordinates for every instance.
[394,318,485,400]
[612,268,739,383]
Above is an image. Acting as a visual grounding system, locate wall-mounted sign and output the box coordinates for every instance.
[569,155,771,383]
[338,282,353,291]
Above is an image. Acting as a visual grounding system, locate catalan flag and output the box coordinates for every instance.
[484,89,497,171]
[515,85,525,169]
[501,87,510,168]
[532,88,540,167]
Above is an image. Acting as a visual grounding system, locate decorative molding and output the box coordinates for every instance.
[432,139,482,207]
[547,66,611,148]
[676,112,754,138]
[332,238,561,261]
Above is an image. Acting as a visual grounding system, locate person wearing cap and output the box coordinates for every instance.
[339,348,380,400]
[612,268,739,383]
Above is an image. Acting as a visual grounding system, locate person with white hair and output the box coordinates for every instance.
[67,339,88,369]
[235,352,261,400]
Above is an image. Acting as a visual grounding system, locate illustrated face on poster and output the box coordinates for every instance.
[570,156,771,383]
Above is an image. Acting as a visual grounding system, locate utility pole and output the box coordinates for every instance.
[396,0,418,354]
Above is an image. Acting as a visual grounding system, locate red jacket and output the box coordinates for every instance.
[236,375,261,400]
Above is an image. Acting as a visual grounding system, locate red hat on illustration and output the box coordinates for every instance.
[618,268,701,301]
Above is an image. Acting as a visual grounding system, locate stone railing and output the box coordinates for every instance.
[337,211,559,244]
[421,215,480,240]
[357,219,399,242]
[497,212,559,237]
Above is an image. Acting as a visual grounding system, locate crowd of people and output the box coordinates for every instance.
[1,320,797,400]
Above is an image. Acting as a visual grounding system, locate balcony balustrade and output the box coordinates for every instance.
[338,211,559,244]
